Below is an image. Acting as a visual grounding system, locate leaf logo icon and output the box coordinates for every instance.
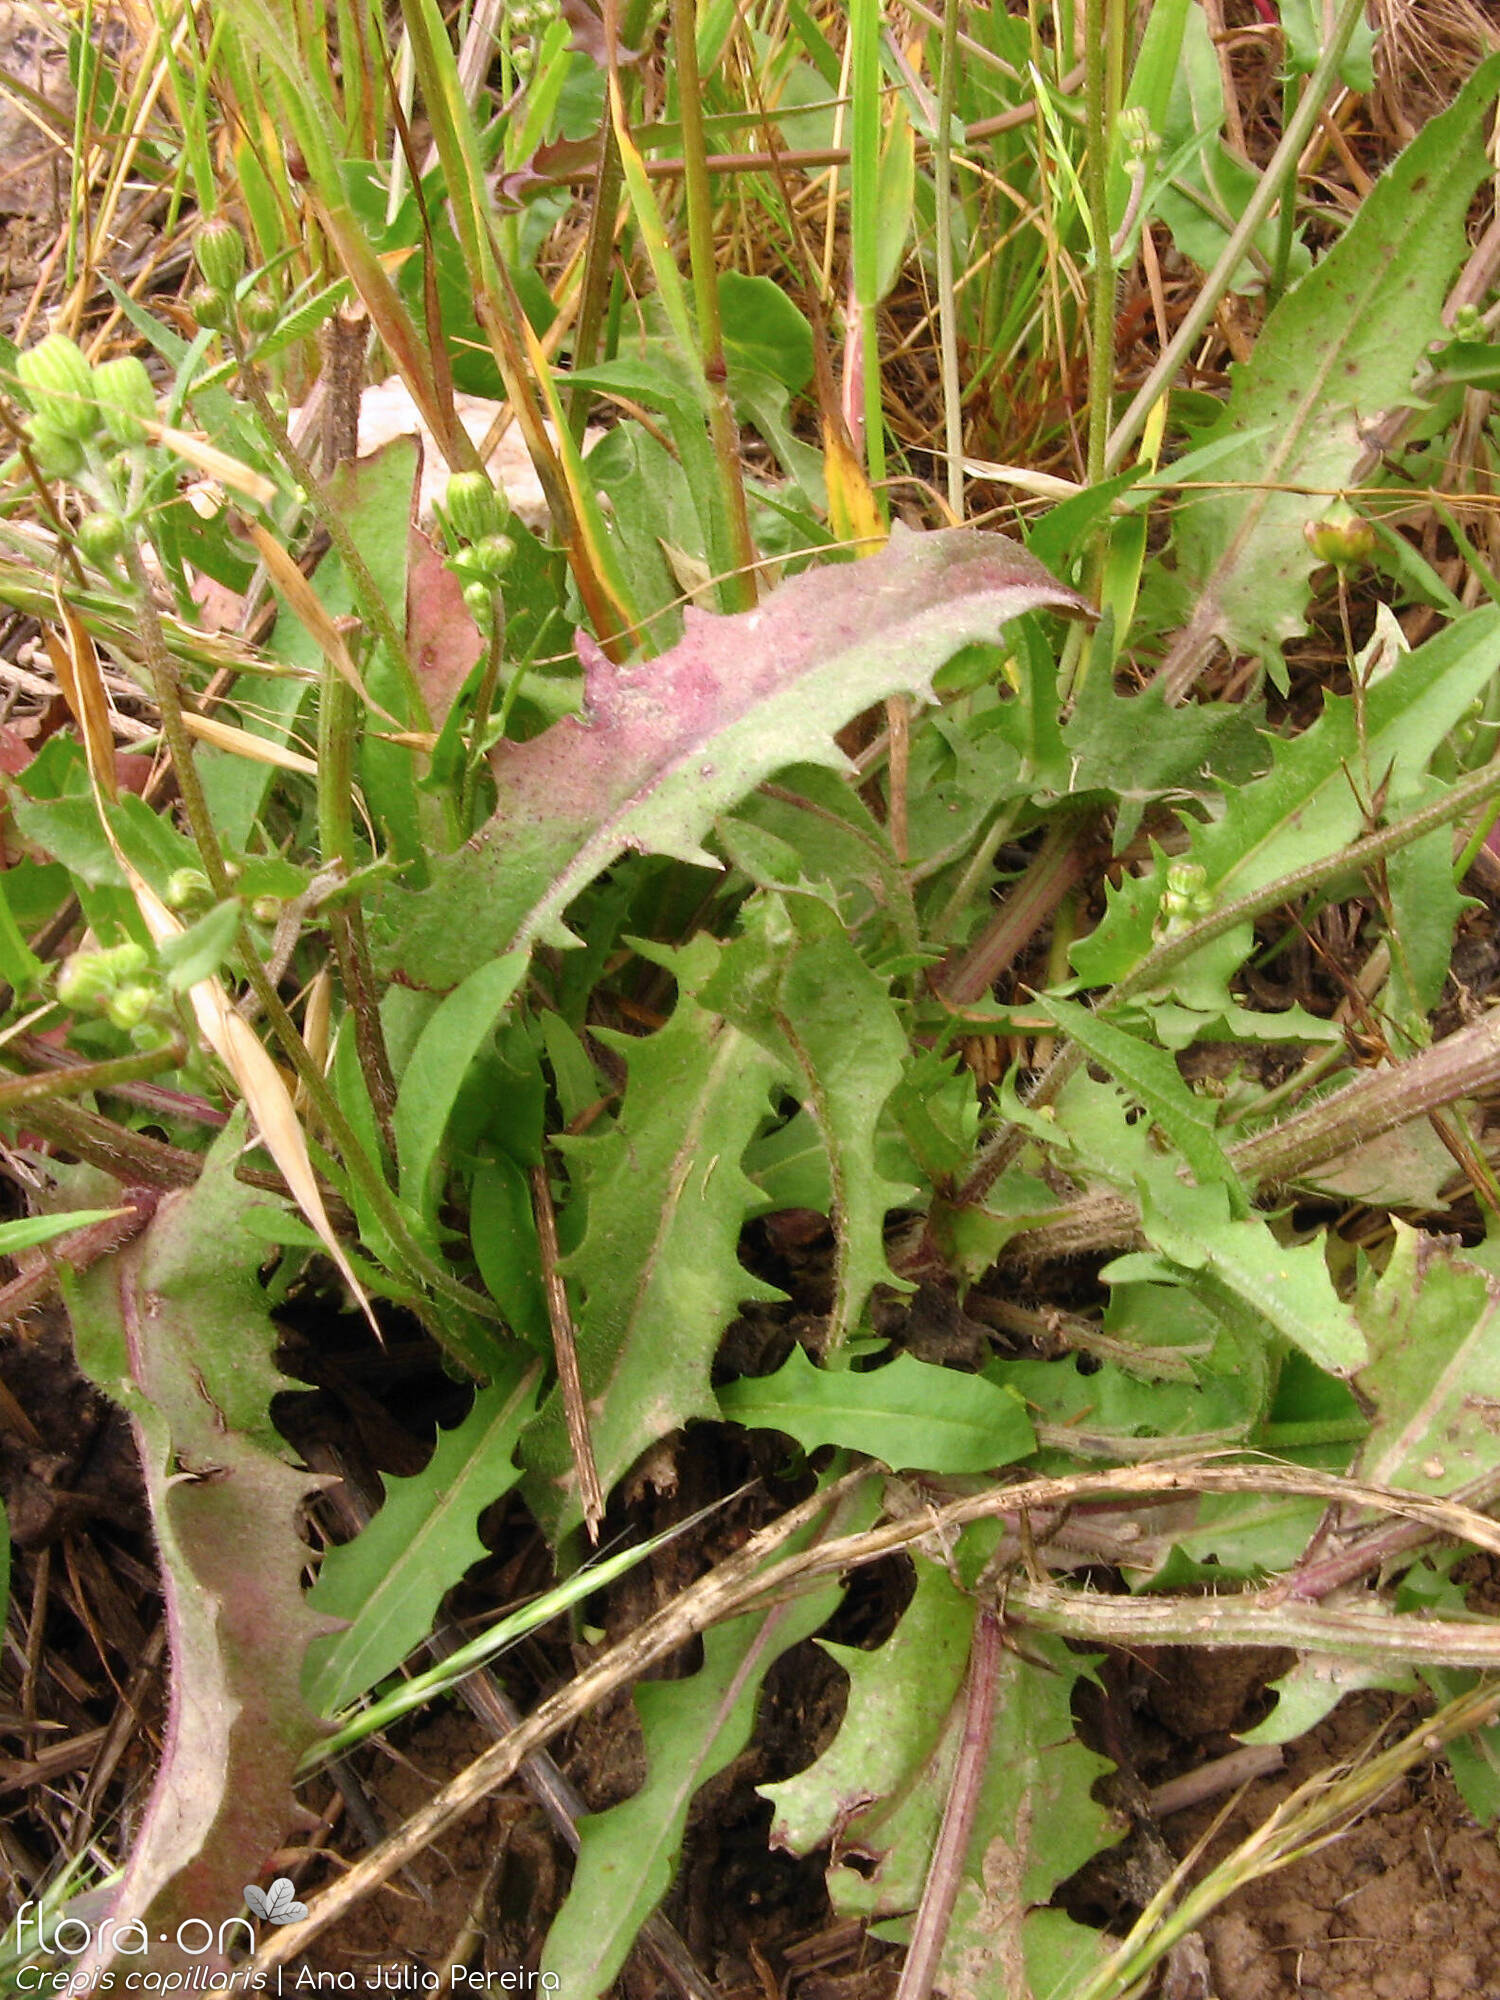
[243,1879,308,1926]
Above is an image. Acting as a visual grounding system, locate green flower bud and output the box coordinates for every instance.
[188,285,231,331]
[56,956,108,1009]
[250,894,282,925]
[163,866,212,910]
[194,216,247,295]
[450,533,516,589]
[442,470,507,546]
[57,940,149,1008]
[462,580,497,629]
[1157,861,1215,942]
[1165,859,1210,907]
[25,418,84,479]
[106,981,157,1032]
[91,355,156,448]
[1304,499,1375,571]
[75,511,127,565]
[238,287,279,335]
[1119,106,1158,160]
[1451,303,1484,343]
[16,333,97,440]
[471,532,515,580]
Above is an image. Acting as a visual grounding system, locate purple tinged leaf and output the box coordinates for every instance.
[63,1125,336,1975]
[374,527,1091,990]
[558,0,638,64]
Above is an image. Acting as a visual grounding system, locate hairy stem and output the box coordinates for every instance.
[229,335,431,731]
[933,0,964,520]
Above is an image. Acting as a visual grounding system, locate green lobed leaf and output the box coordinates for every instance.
[1071,604,1500,1003]
[372,527,1091,989]
[887,1048,981,1185]
[1139,1491,1332,1590]
[1356,1224,1500,1499]
[540,1478,875,1998]
[519,935,786,1540]
[720,1345,1034,1474]
[1038,996,1243,1208]
[1059,665,1266,850]
[932,1632,1115,2000]
[1240,1653,1415,1749]
[723,760,917,956]
[991,1332,1265,1460]
[1166,55,1500,669]
[303,1361,542,1716]
[1053,1071,1366,1375]
[1130,1171,1367,1378]
[700,893,916,1344]
[63,1124,335,1971]
[766,1560,1115,1989]
[1383,778,1473,1021]
[762,1551,974,1862]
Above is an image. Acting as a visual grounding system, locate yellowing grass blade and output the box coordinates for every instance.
[179,709,319,775]
[243,520,395,721]
[46,591,118,800]
[136,877,377,1328]
[823,420,885,553]
[48,594,376,1328]
[142,423,278,506]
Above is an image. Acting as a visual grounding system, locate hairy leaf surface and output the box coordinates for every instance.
[64,1129,333,1971]
[374,527,1090,987]
[1055,1072,1367,1375]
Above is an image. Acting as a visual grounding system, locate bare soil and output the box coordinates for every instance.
[1184,1696,1500,2000]
[8,1299,1500,2000]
